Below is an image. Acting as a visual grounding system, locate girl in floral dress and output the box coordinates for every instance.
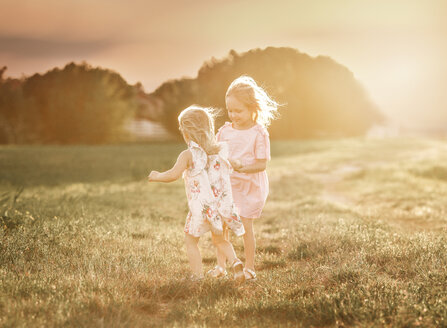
[148,105,245,281]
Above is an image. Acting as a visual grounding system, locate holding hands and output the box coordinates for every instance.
[229,159,242,172]
[229,158,267,174]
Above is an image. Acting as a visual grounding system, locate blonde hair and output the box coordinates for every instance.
[226,75,278,127]
[178,105,221,155]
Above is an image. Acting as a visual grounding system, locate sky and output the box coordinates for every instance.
[1,0,446,130]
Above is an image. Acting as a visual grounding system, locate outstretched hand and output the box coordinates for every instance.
[148,171,160,182]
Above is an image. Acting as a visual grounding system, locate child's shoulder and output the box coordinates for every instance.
[217,122,232,134]
[180,148,193,156]
[252,123,269,137]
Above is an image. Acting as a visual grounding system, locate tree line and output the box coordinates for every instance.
[0,63,139,144]
[149,47,384,139]
[0,47,384,144]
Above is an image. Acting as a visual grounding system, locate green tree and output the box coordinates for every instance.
[0,63,139,144]
[148,47,383,139]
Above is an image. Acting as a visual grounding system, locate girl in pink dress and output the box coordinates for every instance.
[213,76,278,281]
[148,105,245,282]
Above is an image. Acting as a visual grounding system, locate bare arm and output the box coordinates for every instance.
[148,150,191,182]
[231,158,267,174]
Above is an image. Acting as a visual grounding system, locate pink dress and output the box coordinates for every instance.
[183,141,245,237]
[216,122,270,218]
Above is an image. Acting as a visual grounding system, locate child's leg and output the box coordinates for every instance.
[241,217,256,271]
[212,231,245,282]
[215,225,229,268]
[184,233,203,276]
[211,232,237,264]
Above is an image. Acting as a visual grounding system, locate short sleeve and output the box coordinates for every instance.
[216,128,222,142]
[254,126,270,160]
[216,122,231,142]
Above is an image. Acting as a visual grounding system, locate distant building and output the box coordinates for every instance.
[125,84,175,141]
[125,119,174,141]
[366,122,400,138]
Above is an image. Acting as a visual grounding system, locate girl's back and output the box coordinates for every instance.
[183,141,244,237]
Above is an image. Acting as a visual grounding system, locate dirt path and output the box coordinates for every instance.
[306,164,362,207]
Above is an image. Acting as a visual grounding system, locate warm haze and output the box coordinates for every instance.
[1,0,446,130]
[2,2,447,326]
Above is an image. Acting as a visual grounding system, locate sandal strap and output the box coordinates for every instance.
[245,268,257,279]
[232,259,245,283]
[231,258,243,268]
[207,265,227,278]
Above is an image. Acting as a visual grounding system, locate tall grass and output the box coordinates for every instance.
[1,137,446,327]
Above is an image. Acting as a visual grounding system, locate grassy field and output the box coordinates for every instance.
[1,138,446,327]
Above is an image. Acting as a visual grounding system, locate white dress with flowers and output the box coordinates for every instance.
[183,141,245,237]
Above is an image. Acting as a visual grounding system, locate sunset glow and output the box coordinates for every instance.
[1,0,445,130]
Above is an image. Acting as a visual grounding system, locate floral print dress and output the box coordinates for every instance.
[183,141,245,237]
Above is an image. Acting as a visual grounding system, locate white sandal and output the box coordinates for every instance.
[231,259,245,283]
[244,268,257,281]
[206,265,227,278]
[181,274,204,282]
